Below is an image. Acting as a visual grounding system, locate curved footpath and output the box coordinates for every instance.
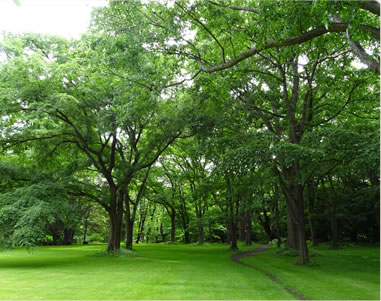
[231,244,306,300]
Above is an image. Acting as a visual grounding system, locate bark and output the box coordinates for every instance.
[259,209,276,241]
[136,202,149,243]
[195,23,378,73]
[184,229,190,244]
[329,177,339,249]
[348,39,380,74]
[125,198,134,250]
[226,174,238,250]
[63,229,74,245]
[330,212,339,249]
[198,221,204,244]
[245,211,252,246]
[295,185,309,264]
[107,209,121,251]
[160,223,166,242]
[179,190,190,243]
[239,211,246,241]
[359,0,380,16]
[83,217,89,244]
[274,189,281,248]
[170,210,176,242]
[107,186,123,251]
[307,182,318,246]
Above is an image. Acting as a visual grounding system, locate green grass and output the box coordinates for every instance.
[0,242,378,300]
[0,243,295,300]
[242,244,380,300]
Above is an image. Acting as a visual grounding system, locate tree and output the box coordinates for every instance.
[0,32,195,251]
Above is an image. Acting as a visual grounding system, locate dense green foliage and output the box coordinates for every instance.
[0,0,379,270]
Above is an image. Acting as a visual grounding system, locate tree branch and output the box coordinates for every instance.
[194,23,376,73]
[207,0,260,14]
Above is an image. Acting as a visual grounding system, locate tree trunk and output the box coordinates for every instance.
[330,212,339,249]
[307,183,318,246]
[198,219,204,244]
[329,177,339,249]
[294,185,309,264]
[281,179,309,263]
[230,218,238,250]
[125,198,134,250]
[245,211,252,246]
[226,174,238,250]
[160,223,167,242]
[274,191,281,248]
[286,205,299,249]
[107,188,122,251]
[63,229,74,245]
[107,210,120,251]
[239,211,246,241]
[259,208,275,241]
[83,217,89,244]
[184,229,190,244]
[170,210,176,242]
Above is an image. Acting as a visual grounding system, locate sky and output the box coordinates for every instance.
[0,0,108,39]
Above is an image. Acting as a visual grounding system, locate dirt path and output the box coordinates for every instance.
[231,244,306,300]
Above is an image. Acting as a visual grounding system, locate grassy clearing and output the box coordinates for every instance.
[0,243,378,300]
[0,243,295,300]
[242,244,380,300]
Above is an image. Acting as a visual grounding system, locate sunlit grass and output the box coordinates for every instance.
[0,243,294,300]
[0,242,378,300]
[242,244,380,300]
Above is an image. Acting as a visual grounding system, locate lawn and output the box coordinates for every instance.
[242,244,380,300]
[0,242,378,300]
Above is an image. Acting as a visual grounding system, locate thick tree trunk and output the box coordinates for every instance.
[184,229,190,244]
[286,206,299,249]
[281,179,309,263]
[160,223,167,242]
[329,177,339,249]
[107,188,123,251]
[126,220,134,249]
[63,229,74,245]
[274,192,281,248]
[198,219,204,244]
[107,209,121,251]
[226,209,231,244]
[170,211,176,242]
[245,211,252,246]
[226,174,238,250]
[230,219,238,250]
[294,185,309,264]
[259,209,275,241]
[239,212,246,241]
[125,196,134,250]
[296,221,309,264]
[330,212,339,249]
[307,184,318,246]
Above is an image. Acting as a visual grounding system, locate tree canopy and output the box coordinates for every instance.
[0,0,379,264]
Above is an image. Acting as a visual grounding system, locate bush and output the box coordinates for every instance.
[87,233,106,243]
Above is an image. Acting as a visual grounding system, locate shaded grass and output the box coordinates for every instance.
[242,244,380,300]
[0,243,296,300]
